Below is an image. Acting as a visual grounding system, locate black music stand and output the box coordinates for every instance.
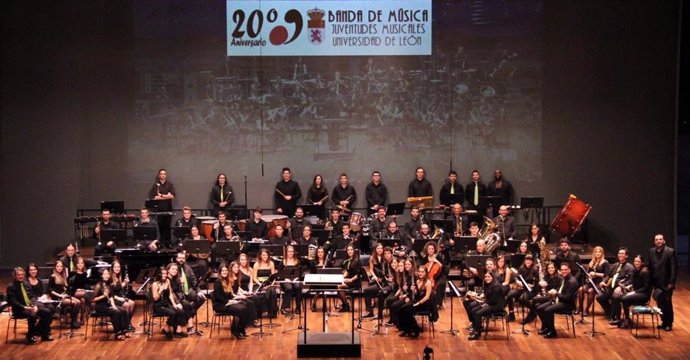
[454,236,478,254]
[133,226,158,241]
[301,204,320,217]
[512,274,533,336]
[510,254,526,269]
[228,206,248,221]
[505,239,522,253]
[465,255,492,277]
[101,200,125,214]
[290,244,309,258]
[520,197,544,225]
[411,239,429,256]
[479,196,502,217]
[211,241,242,263]
[440,280,462,336]
[385,203,406,217]
[173,226,190,240]
[314,229,330,247]
[444,194,464,207]
[182,240,211,256]
[260,244,285,257]
[430,218,453,235]
[102,228,127,244]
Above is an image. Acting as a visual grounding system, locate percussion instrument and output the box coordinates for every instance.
[550,194,591,238]
[349,212,363,232]
[261,214,289,238]
[406,196,433,209]
[305,215,321,225]
[201,220,218,240]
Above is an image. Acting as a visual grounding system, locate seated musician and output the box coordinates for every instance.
[389,257,416,327]
[554,239,582,283]
[505,254,538,322]
[404,206,422,239]
[516,241,530,255]
[269,224,290,245]
[363,243,389,318]
[175,252,206,328]
[397,265,434,338]
[468,222,480,237]
[184,225,209,281]
[287,207,309,243]
[175,206,198,229]
[578,246,608,315]
[597,247,634,324]
[110,260,135,331]
[466,271,505,340]
[520,261,560,325]
[331,223,356,252]
[47,260,82,329]
[253,249,278,318]
[421,241,446,313]
[280,245,305,315]
[247,207,268,240]
[68,257,90,325]
[325,208,344,239]
[619,255,651,328]
[166,263,196,334]
[59,243,80,275]
[134,208,160,252]
[212,263,254,339]
[337,244,361,312]
[211,212,232,241]
[308,246,334,312]
[299,225,318,248]
[6,267,55,343]
[92,268,130,340]
[231,256,261,321]
[386,222,412,258]
[495,254,513,290]
[537,262,579,338]
[151,266,188,340]
[94,208,119,254]
[219,224,240,241]
[368,207,388,248]
[26,263,53,313]
[463,257,498,323]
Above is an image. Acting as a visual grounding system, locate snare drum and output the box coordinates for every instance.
[201,220,219,240]
[349,212,363,232]
[261,215,288,238]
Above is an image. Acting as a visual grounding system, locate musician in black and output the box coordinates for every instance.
[362,243,392,318]
[365,170,388,216]
[212,212,232,241]
[287,207,309,242]
[578,246,608,316]
[210,173,233,216]
[537,262,579,338]
[176,252,206,320]
[332,173,357,210]
[408,167,433,199]
[152,266,188,340]
[520,262,560,325]
[92,268,130,340]
[59,243,80,274]
[337,244,361,312]
[554,239,582,282]
[94,208,119,254]
[368,207,388,247]
[465,170,486,214]
[309,246,334,312]
[219,224,240,241]
[487,169,514,211]
[618,255,651,328]
[269,224,290,245]
[299,225,318,248]
[175,206,198,229]
[306,174,328,219]
[134,207,160,252]
[332,223,356,252]
[388,257,415,327]
[648,234,676,331]
[397,265,434,339]
[47,260,82,329]
[505,254,539,322]
[450,203,468,237]
[6,267,55,343]
[274,167,302,217]
[246,207,268,240]
[493,205,517,240]
[404,206,422,239]
[439,170,464,207]
[596,247,634,323]
[325,208,344,239]
[166,263,196,333]
[148,169,176,248]
[467,271,505,340]
[212,264,253,339]
[280,245,305,315]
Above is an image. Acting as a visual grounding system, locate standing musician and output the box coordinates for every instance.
[148,168,175,248]
[210,173,233,216]
[152,266,188,340]
[487,169,514,213]
[287,207,309,242]
[47,260,82,329]
[648,233,676,331]
[269,224,290,245]
[520,262,560,325]
[408,167,433,200]
[577,245,608,316]
[307,174,329,219]
[365,170,389,216]
[92,269,130,340]
[332,173,357,211]
[274,167,302,217]
[439,170,464,207]
[465,170,486,221]
[397,265,434,338]
[94,208,119,254]
[336,244,361,312]
[6,267,55,343]
[505,254,539,322]
[110,260,135,331]
[246,207,269,240]
[536,262,579,338]
[596,247,634,323]
[280,245,305,315]
[253,249,279,318]
[493,205,517,240]
[466,271,505,340]
[212,263,255,339]
[619,255,651,329]
[175,206,199,230]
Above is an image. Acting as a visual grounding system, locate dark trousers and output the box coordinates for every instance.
[153,303,188,328]
[158,214,173,247]
[596,288,613,318]
[398,302,431,333]
[653,288,674,325]
[281,281,303,311]
[470,303,502,333]
[15,306,54,338]
[214,302,256,332]
[95,303,129,334]
[621,292,649,319]
[536,301,570,332]
[389,298,406,326]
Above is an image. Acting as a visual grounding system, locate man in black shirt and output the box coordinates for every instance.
[94,208,120,254]
[134,207,160,251]
[6,267,54,343]
[537,263,579,338]
[487,169,514,209]
[597,247,634,322]
[326,208,344,239]
[465,170,486,217]
[554,239,582,280]
[287,207,309,242]
[365,170,388,216]
[148,169,176,248]
[408,167,433,199]
[269,224,290,245]
[439,170,464,207]
[493,205,517,240]
[247,207,269,240]
[176,206,199,229]
[274,167,302,217]
[212,212,232,241]
[404,206,422,239]
[332,173,357,211]
[649,234,677,331]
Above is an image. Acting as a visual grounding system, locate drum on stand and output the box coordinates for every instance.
[349,212,364,232]
[261,214,288,238]
[201,220,219,240]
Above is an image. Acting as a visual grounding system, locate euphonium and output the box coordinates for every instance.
[479,216,501,253]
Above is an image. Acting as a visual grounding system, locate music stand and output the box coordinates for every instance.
[102,229,127,244]
[172,226,190,240]
[228,206,248,221]
[505,239,522,253]
[385,203,406,217]
[301,204,320,217]
[314,229,329,247]
[479,196,502,213]
[183,240,211,256]
[133,226,158,241]
[466,255,491,277]
[101,201,125,214]
[454,236,478,254]
[212,241,242,260]
[144,199,160,211]
[440,280,461,336]
[411,239,429,255]
[334,249,349,261]
[444,194,464,207]
[510,253,526,268]
[290,244,309,258]
[260,244,285,257]
[520,197,544,208]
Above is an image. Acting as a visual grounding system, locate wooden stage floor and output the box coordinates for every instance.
[1,274,689,360]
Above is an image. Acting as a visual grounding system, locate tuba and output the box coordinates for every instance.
[479,216,501,253]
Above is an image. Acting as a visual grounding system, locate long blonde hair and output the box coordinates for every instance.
[589,246,605,269]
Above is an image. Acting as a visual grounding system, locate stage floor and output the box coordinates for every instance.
[1,274,688,359]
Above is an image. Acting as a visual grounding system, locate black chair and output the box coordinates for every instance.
[86,310,113,340]
[481,309,510,340]
[553,291,578,338]
[145,290,167,340]
[209,310,234,339]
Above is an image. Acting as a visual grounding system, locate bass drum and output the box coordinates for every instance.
[550,194,592,238]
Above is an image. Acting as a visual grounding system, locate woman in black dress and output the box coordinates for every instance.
[306,174,329,219]
[336,244,362,312]
[92,268,130,340]
[212,262,257,339]
[151,266,188,340]
[47,260,82,329]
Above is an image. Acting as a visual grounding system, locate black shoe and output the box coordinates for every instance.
[280,309,289,316]
[468,333,481,340]
[163,330,173,340]
[398,331,409,337]
[71,321,81,329]
[537,328,549,335]
[41,335,54,341]
[519,317,533,326]
[543,331,558,339]
[619,319,631,329]
[127,324,135,332]
[174,331,188,338]
[663,325,672,332]
[363,311,375,319]
[609,319,622,326]
[232,331,245,340]
[507,313,516,322]
[26,336,37,344]
[409,332,420,339]
[338,305,351,313]
[295,308,301,315]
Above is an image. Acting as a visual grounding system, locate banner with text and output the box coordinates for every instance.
[227,0,432,56]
